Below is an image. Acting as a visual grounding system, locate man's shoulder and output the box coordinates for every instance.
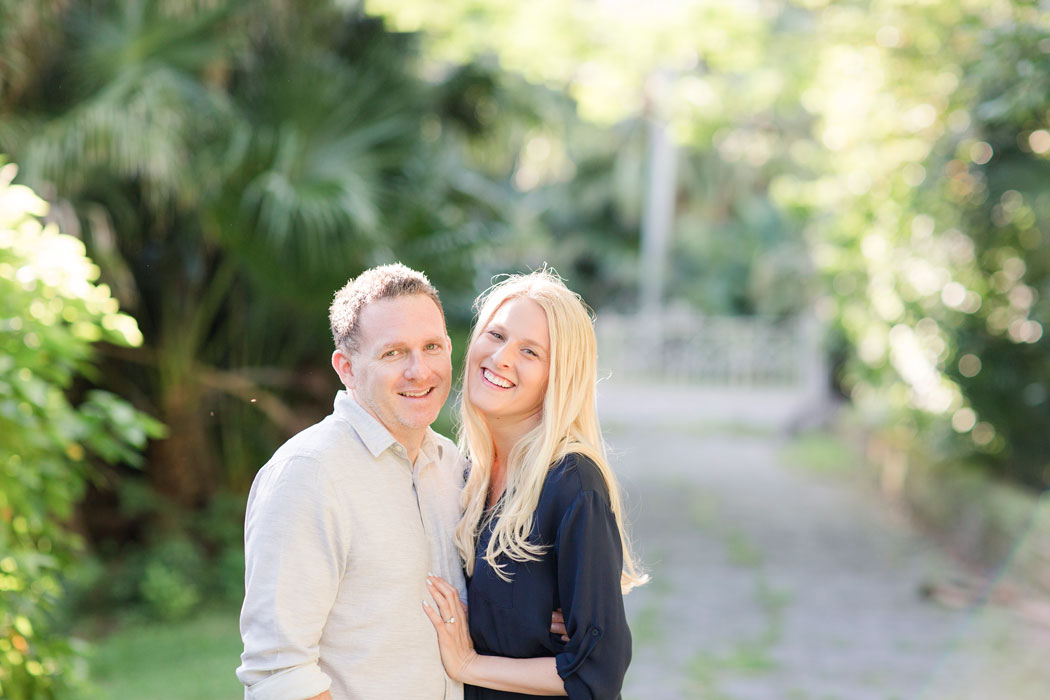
[264,413,369,479]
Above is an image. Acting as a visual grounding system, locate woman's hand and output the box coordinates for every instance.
[422,574,478,683]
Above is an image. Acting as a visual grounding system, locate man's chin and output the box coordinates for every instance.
[401,407,443,430]
[396,390,449,427]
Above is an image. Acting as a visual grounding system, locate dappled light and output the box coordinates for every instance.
[1,0,1048,697]
[1,162,162,698]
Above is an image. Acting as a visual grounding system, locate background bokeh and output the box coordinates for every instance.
[1,0,1048,698]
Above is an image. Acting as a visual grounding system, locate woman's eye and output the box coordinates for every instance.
[523,347,537,357]
[488,331,504,341]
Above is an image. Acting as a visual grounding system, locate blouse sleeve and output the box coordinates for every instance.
[553,481,632,699]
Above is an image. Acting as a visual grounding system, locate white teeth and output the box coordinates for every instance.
[400,388,431,398]
[483,368,513,388]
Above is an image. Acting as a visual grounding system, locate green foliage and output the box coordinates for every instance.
[81,492,246,621]
[364,0,1050,487]
[135,537,203,622]
[773,0,1050,487]
[1,0,516,516]
[0,163,163,699]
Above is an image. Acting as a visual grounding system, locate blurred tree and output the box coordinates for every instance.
[774,0,1050,487]
[363,1,815,315]
[0,162,163,699]
[369,0,1050,488]
[0,0,511,523]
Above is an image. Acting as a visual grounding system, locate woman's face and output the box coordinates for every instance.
[467,296,551,429]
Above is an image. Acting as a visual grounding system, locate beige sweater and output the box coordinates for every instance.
[238,391,466,700]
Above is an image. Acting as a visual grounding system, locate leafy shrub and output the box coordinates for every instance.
[139,564,202,623]
[192,491,248,604]
[137,536,205,622]
[213,546,247,605]
[0,162,164,699]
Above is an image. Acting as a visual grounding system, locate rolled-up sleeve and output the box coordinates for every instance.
[553,487,631,700]
[237,457,346,700]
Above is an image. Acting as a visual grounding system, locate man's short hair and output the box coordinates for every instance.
[329,263,444,354]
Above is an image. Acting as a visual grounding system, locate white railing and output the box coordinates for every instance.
[596,309,823,389]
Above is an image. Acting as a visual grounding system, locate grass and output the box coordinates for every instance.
[627,567,673,646]
[87,605,243,700]
[725,530,764,568]
[688,492,721,530]
[778,430,859,476]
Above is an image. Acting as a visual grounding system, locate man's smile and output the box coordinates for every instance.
[399,387,435,398]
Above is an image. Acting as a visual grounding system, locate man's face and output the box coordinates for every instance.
[336,294,452,448]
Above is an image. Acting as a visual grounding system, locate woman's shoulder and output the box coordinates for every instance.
[544,452,610,500]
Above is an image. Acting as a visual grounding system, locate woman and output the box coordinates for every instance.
[423,269,647,698]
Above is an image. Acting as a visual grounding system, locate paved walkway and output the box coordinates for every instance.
[600,387,1050,700]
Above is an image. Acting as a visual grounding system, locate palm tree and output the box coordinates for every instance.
[1,0,507,511]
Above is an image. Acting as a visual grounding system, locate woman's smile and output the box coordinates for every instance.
[481,368,514,388]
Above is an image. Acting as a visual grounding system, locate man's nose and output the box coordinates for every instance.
[404,351,428,379]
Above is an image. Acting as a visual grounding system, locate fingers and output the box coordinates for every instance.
[421,599,443,629]
[426,575,460,622]
[550,608,569,642]
[550,609,566,636]
[428,574,459,598]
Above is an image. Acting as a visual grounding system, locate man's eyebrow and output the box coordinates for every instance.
[376,336,445,352]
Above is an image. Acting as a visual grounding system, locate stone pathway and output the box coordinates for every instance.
[599,388,1050,700]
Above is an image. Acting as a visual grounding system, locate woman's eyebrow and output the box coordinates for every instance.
[486,322,548,350]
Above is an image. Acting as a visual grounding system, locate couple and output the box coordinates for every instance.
[237,264,646,699]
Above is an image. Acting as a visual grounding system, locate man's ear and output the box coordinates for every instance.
[332,349,355,389]
[446,334,453,355]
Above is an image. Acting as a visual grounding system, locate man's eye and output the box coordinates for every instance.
[425,343,440,351]
[383,349,400,358]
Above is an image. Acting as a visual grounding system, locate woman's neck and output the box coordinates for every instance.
[485,415,539,507]
[487,453,506,509]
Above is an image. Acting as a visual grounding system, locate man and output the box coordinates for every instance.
[237,264,467,700]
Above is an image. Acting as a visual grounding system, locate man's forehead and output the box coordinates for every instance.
[357,294,447,344]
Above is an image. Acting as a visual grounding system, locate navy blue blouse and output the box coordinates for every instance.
[465,453,631,700]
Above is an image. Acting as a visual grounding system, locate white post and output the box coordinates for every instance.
[639,71,677,316]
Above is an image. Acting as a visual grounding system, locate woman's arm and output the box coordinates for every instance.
[550,478,632,699]
[423,576,567,696]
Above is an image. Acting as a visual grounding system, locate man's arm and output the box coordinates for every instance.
[238,458,344,699]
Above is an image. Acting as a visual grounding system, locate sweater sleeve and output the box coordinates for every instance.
[237,456,347,700]
[552,475,632,700]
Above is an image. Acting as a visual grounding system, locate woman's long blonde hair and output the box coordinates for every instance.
[454,269,647,593]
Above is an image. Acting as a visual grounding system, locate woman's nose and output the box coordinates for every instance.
[491,344,510,367]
